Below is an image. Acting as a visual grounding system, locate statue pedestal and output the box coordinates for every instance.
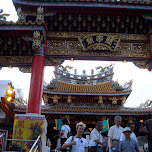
[12,113,47,152]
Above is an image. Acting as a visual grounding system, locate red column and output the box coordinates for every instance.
[27,44,45,114]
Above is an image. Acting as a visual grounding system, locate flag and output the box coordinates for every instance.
[101,120,109,133]
[56,119,62,130]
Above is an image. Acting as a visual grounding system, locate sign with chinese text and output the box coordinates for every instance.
[12,114,45,152]
[79,35,120,52]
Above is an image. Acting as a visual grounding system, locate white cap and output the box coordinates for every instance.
[123,127,132,133]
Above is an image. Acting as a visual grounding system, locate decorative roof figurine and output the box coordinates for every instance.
[32,31,41,50]
[17,7,25,22]
[81,70,87,79]
[0,9,9,22]
[96,64,113,73]
[36,6,44,22]
[112,80,133,91]
[58,65,73,73]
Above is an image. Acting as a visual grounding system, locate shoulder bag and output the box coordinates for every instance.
[139,125,149,135]
[69,136,74,152]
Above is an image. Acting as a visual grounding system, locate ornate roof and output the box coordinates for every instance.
[44,65,132,95]
[11,0,152,35]
[15,104,152,115]
[12,0,152,6]
[44,81,131,95]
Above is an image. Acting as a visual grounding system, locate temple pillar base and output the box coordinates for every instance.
[12,113,48,152]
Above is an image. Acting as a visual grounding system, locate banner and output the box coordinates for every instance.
[12,114,45,152]
[101,120,109,133]
[56,119,62,130]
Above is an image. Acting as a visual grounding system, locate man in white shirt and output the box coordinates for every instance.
[62,122,88,152]
[108,116,123,152]
[90,121,105,152]
[60,118,71,152]
[120,123,137,143]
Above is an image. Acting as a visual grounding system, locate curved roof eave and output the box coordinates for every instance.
[43,90,131,96]
[12,0,152,11]
[15,106,152,116]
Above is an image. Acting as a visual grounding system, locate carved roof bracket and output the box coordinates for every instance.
[98,96,103,104]
[45,57,65,66]
[18,66,31,73]
[133,60,152,71]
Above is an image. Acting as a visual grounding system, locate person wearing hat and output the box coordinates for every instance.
[120,123,137,143]
[119,127,139,152]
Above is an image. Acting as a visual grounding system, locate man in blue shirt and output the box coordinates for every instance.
[119,127,139,152]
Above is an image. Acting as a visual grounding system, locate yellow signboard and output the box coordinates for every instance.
[12,115,45,152]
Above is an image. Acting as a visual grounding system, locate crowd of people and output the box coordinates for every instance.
[54,114,152,152]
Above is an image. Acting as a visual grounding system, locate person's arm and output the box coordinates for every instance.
[60,130,64,136]
[106,139,109,152]
[132,133,138,143]
[119,133,124,142]
[135,140,140,152]
[62,140,76,149]
[118,142,122,152]
[108,127,113,149]
[60,126,65,136]
[109,136,113,149]
[146,135,148,143]
[94,139,105,148]
[84,139,88,152]
[144,124,148,143]
[85,147,88,152]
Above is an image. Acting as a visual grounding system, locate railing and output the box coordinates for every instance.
[29,135,41,152]
[3,138,41,152]
[56,68,113,80]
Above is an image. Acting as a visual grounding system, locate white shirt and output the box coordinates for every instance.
[108,125,123,140]
[65,136,88,152]
[90,128,103,147]
[120,132,137,142]
[61,125,71,138]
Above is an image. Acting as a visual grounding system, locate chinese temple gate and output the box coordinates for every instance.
[1,0,152,151]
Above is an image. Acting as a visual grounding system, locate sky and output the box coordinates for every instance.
[1,0,152,108]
